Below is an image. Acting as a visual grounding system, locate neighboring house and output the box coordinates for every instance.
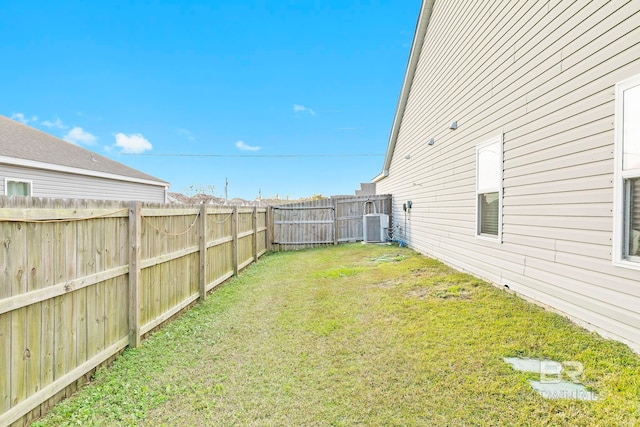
[0,115,169,202]
[375,0,640,351]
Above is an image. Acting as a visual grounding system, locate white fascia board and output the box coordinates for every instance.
[0,155,169,188]
[380,0,436,174]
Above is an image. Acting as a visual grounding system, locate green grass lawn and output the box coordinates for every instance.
[33,244,640,426]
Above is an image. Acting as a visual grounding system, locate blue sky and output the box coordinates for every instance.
[1,0,420,200]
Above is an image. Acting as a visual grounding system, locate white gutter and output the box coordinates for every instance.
[372,170,389,183]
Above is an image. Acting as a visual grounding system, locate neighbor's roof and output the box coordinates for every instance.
[0,115,169,186]
[373,0,436,183]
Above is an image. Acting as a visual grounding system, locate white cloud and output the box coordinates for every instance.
[235,140,261,152]
[293,104,316,116]
[178,128,195,141]
[42,117,68,129]
[64,126,97,145]
[114,133,153,153]
[11,113,38,124]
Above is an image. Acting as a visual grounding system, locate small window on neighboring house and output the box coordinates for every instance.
[5,179,32,196]
[476,135,503,241]
[614,74,640,267]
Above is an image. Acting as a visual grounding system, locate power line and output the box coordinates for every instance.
[120,153,384,158]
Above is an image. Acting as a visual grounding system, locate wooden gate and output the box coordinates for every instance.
[271,199,336,250]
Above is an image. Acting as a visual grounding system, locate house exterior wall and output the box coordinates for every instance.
[0,164,167,202]
[376,0,640,351]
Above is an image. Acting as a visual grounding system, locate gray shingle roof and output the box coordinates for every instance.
[0,115,168,185]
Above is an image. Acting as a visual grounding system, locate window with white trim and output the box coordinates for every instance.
[476,135,503,240]
[4,178,32,196]
[614,74,640,267]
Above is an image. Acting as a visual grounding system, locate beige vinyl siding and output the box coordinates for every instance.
[0,164,166,202]
[377,0,640,350]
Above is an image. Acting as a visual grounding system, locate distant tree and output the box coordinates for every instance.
[183,184,217,197]
[179,184,220,205]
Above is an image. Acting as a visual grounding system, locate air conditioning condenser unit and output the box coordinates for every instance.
[363,213,389,243]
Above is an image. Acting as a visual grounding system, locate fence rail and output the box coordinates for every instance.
[0,196,268,427]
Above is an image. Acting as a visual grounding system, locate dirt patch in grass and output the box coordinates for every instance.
[407,273,483,300]
[33,244,640,427]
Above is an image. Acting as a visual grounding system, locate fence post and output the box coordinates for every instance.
[198,204,207,300]
[266,206,273,252]
[128,201,141,348]
[253,206,258,262]
[232,206,239,277]
[332,197,338,245]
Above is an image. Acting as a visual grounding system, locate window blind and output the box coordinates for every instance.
[480,192,499,235]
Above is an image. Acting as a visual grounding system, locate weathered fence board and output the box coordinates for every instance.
[270,195,392,251]
[0,197,268,427]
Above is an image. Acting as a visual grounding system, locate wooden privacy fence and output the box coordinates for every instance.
[270,195,392,251]
[0,197,268,427]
